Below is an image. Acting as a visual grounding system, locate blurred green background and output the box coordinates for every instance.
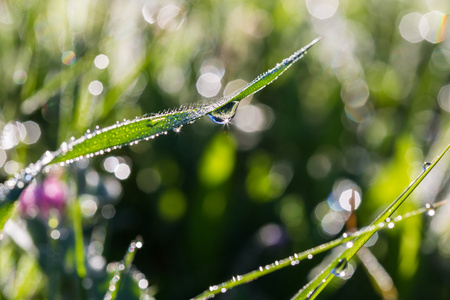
[0,0,449,299]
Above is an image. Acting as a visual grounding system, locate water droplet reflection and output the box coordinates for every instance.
[425,203,436,216]
[423,161,431,170]
[331,258,348,278]
[208,101,239,124]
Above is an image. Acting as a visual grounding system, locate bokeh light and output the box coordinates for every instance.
[419,11,447,43]
[196,73,221,98]
[438,84,450,112]
[88,80,104,96]
[61,50,76,65]
[158,66,185,95]
[399,12,424,43]
[136,168,161,193]
[94,54,110,69]
[306,0,339,20]
[13,70,28,85]
[158,189,186,221]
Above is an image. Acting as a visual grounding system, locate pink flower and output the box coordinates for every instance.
[19,176,67,219]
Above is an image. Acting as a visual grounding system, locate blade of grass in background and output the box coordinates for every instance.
[20,55,94,115]
[72,198,87,279]
[292,143,450,300]
[103,237,143,300]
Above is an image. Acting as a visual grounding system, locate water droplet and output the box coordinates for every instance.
[307,254,313,259]
[388,222,395,229]
[208,101,239,124]
[331,258,348,278]
[423,162,431,170]
[425,203,435,216]
[173,125,183,133]
[346,241,354,248]
[291,260,300,266]
[39,151,55,166]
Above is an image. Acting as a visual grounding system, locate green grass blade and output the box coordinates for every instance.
[0,38,319,231]
[46,37,320,165]
[72,198,87,278]
[191,199,447,300]
[0,202,15,231]
[292,143,450,300]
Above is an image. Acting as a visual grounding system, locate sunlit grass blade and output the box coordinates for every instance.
[0,38,319,231]
[49,37,320,166]
[292,143,450,300]
[191,199,448,300]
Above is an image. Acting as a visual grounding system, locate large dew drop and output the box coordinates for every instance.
[208,101,239,124]
[331,258,348,278]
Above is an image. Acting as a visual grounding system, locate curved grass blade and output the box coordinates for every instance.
[49,37,321,166]
[292,143,450,300]
[191,199,447,300]
[0,37,320,207]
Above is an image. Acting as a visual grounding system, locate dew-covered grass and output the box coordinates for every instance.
[0,1,450,300]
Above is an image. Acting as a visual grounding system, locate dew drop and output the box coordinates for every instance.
[259,266,264,272]
[173,125,183,133]
[307,254,313,259]
[39,151,55,166]
[331,258,348,278]
[208,101,239,124]
[425,203,435,216]
[423,162,431,170]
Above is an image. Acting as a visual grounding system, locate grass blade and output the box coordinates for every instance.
[49,37,320,166]
[292,143,450,300]
[191,199,448,300]
[0,37,319,231]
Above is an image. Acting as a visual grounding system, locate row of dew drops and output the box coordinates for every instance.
[0,92,239,201]
[1,37,320,200]
[196,191,437,300]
